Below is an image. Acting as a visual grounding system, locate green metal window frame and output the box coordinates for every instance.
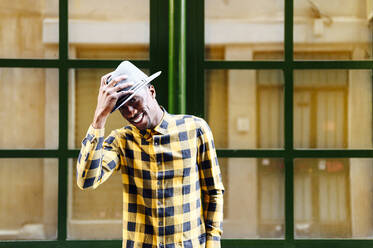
[0,0,169,247]
[1,0,373,247]
[185,0,373,248]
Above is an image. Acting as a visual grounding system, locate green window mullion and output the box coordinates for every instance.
[204,60,373,70]
[66,60,150,69]
[294,240,373,248]
[150,0,170,108]
[0,240,122,248]
[0,150,59,158]
[57,65,68,241]
[0,59,59,67]
[0,58,154,68]
[221,239,285,248]
[58,0,69,241]
[292,60,373,69]
[284,0,294,243]
[217,149,286,158]
[5,239,373,248]
[186,0,205,118]
[204,61,285,69]
[284,65,294,244]
[57,156,68,241]
[284,156,295,244]
[217,149,373,158]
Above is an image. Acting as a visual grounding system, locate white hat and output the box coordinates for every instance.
[107,61,161,113]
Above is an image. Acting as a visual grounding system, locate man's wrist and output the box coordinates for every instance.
[92,114,108,129]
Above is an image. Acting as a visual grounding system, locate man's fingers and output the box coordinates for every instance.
[117,89,134,98]
[106,81,134,96]
[107,74,128,87]
[100,72,112,86]
[115,81,134,91]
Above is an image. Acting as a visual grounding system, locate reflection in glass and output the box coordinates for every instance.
[205,0,284,61]
[221,158,284,238]
[0,0,59,58]
[68,159,122,239]
[294,0,372,60]
[295,158,373,238]
[0,68,59,149]
[68,0,149,59]
[205,69,284,149]
[0,159,58,240]
[205,0,371,61]
[294,70,372,149]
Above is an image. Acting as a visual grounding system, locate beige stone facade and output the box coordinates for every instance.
[1,0,373,240]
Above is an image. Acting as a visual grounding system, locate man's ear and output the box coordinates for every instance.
[148,85,156,99]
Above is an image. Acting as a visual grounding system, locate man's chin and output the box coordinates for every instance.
[132,118,150,130]
[135,124,147,130]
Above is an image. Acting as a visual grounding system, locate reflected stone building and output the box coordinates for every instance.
[0,0,373,241]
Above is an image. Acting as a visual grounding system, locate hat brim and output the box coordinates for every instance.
[111,71,161,113]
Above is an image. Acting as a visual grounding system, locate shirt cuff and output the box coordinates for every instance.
[206,236,221,248]
[88,124,105,138]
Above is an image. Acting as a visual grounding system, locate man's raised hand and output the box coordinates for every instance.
[92,73,134,129]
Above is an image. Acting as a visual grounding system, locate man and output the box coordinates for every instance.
[77,61,224,248]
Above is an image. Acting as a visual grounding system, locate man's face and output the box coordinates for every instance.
[118,86,158,130]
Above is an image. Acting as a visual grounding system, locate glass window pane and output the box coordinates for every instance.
[68,0,149,59]
[205,0,284,61]
[295,158,373,238]
[68,159,122,239]
[294,0,372,60]
[0,0,59,58]
[221,158,284,238]
[68,68,150,149]
[0,159,58,240]
[205,69,284,149]
[0,68,59,149]
[294,69,372,149]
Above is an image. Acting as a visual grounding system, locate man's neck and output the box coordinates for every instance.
[151,104,164,129]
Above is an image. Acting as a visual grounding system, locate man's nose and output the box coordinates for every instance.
[125,105,137,118]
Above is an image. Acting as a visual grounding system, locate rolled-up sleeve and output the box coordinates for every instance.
[76,125,122,190]
[197,119,225,248]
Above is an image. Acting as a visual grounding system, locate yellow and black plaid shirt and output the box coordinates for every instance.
[77,110,224,248]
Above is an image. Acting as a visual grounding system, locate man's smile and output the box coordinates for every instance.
[131,112,144,124]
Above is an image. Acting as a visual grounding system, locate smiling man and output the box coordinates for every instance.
[76,61,224,248]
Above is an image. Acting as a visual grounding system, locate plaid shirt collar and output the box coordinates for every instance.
[132,107,172,138]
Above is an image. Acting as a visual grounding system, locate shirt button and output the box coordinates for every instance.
[159,242,163,248]
[157,161,161,165]
[154,141,159,145]
[157,180,161,186]
[158,220,163,226]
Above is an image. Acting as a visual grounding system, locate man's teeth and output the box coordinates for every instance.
[133,113,143,123]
